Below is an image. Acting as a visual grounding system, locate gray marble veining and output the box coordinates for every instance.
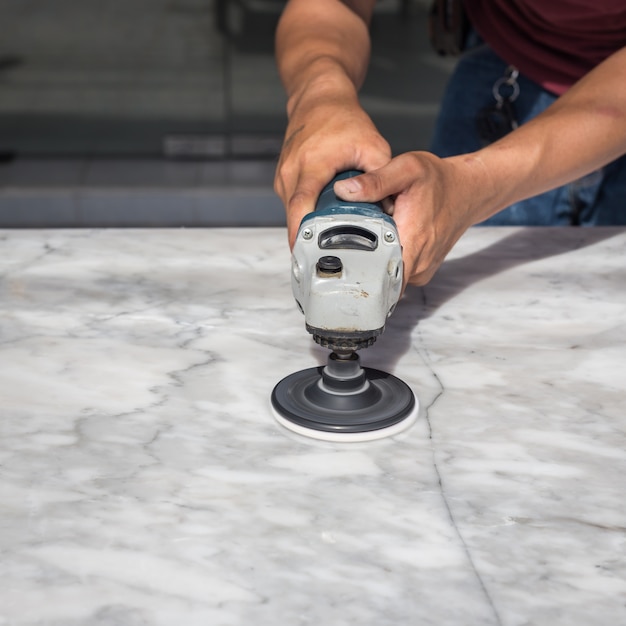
[1,227,625,625]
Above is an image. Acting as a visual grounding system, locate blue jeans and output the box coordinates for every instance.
[430,42,626,225]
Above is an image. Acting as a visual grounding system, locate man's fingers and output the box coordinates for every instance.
[285,169,336,248]
[286,188,314,248]
[335,155,426,202]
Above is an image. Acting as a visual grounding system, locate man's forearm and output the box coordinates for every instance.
[461,46,626,223]
[275,0,376,112]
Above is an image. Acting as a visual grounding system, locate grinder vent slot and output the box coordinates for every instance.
[319,226,378,251]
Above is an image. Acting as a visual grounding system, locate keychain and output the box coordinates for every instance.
[476,65,520,144]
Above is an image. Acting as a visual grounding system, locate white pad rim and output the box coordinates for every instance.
[271,395,419,443]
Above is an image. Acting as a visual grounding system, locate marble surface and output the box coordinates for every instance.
[1,226,625,626]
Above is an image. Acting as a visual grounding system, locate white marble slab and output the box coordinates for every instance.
[1,227,625,625]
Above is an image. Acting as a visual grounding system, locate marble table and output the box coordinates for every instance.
[1,226,625,626]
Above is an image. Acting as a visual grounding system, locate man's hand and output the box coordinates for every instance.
[333,152,490,287]
[274,0,384,248]
[274,93,392,249]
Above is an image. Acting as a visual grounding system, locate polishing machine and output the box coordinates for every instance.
[271,170,418,442]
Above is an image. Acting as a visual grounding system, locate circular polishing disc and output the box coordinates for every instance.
[271,365,418,442]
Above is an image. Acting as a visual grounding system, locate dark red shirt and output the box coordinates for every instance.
[463,0,626,94]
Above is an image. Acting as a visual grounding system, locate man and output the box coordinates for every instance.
[273,0,626,287]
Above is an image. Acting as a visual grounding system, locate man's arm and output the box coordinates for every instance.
[334,46,626,286]
[468,46,626,216]
[274,0,390,247]
[276,0,376,99]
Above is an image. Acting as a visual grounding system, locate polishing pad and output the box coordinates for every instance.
[271,353,418,442]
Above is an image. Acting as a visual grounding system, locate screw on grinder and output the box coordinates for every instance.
[271,170,418,442]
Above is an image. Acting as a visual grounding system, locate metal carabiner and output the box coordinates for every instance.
[492,65,520,105]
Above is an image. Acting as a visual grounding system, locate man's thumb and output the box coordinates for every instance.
[333,174,364,198]
[334,170,389,203]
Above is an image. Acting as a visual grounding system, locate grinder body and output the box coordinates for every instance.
[291,171,403,351]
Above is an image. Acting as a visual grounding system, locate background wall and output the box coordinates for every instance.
[0,0,454,226]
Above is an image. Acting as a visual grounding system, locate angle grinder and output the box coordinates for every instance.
[271,170,419,442]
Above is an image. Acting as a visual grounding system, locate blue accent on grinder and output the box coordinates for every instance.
[299,169,396,227]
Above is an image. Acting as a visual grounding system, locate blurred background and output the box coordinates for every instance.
[0,0,454,227]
